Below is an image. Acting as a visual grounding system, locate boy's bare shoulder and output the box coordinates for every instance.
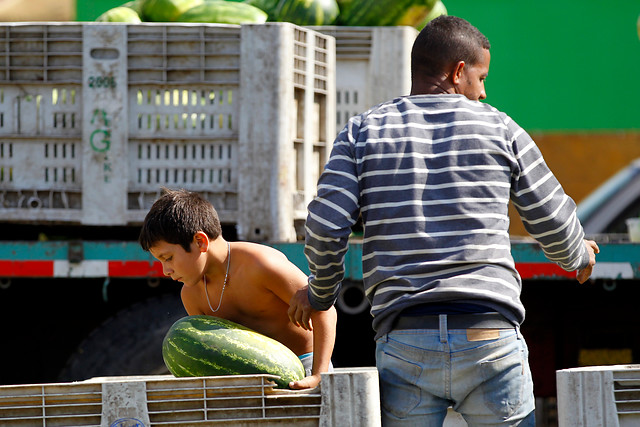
[231,241,306,284]
[233,241,289,265]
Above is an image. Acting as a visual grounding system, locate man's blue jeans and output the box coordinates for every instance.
[376,315,535,426]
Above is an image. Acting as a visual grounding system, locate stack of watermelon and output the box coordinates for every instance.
[95,0,447,28]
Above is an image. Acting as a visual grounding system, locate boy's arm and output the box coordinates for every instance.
[289,294,337,390]
[260,249,337,389]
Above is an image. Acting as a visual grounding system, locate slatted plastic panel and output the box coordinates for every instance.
[291,28,333,220]
[125,26,241,219]
[557,365,640,427]
[614,369,640,426]
[145,375,321,425]
[0,369,381,426]
[0,374,321,426]
[312,26,417,129]
[0,24,83,221]
[0,382,102,426]
[0,25,83,83]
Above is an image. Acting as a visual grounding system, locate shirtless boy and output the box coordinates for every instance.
[139,189,337,390]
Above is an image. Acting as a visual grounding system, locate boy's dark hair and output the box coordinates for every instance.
[139,188,222,252]
[411,15,491,80]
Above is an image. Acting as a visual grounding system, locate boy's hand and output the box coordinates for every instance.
[288,286,316,331]
[576,239,599,284]
[289,374,321,390]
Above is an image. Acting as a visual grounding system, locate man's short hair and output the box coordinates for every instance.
[139,188,222,252]
[411,15,491,80]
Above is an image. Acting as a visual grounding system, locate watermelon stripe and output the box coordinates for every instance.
[176,1,267,24]
[168,337,233,374]
[339,0,425,26]
[278,0,292,17]
[163,345,199,376]
[274,0,338,26]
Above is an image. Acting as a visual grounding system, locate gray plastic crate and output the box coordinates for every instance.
[557,364,640,426]
[0,22,336,242]
[311,26,417,129]
[0,369,380,426]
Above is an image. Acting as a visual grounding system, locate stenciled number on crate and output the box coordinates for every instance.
[90,109,113,183]
[88,75,117,89]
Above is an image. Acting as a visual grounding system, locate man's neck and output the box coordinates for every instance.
[410,74,455,96]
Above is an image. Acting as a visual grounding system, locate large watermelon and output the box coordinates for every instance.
[245,0,280,20]
[338,0,438,27]
[176,1,268,24]
[415,0,447,31]
[96,6,142,22]
[121,0,144,15]
[162,315,306,389]
[140,0,203,22]
[272,0,339,26]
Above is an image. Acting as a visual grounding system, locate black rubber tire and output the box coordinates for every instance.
[57,293,186,382]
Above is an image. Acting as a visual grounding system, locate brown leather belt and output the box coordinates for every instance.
[394,312,514,330]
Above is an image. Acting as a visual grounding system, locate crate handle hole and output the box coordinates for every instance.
[90,48,120,60]
[27,196,42,209]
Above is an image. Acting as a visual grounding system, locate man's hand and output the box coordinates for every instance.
[288,285,316,331]
[576,239,600,284]
[289,374,321,390]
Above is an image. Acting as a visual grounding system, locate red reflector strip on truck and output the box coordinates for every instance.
[0,261,54,277]
[108,261,164,277]
[0,260,163,278]
[516,263,576,280]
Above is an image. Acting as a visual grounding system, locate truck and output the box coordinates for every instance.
[1,20,639,427]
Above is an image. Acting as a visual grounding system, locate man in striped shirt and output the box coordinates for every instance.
[289,15,599,426]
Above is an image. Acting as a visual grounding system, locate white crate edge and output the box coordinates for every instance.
[557,364,640,427]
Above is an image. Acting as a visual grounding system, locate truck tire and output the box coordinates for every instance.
[58,293,186,382]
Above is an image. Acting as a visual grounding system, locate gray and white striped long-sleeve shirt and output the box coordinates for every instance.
[304,94,589,338]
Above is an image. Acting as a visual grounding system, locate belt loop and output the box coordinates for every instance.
[439,314,447,343]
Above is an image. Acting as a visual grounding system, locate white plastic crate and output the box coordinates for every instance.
[0,368,380,426]
[0,22,336,242]
[556,364,640,426]
[311,26,417,129]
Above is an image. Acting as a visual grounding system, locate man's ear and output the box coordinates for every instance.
[451,60,465,85]
[193,232,209,253]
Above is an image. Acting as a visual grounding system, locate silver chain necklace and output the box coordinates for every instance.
[204,241,230,313]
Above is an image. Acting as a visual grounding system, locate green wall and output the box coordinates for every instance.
[445,0,640,131]
[76,0,125,21]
